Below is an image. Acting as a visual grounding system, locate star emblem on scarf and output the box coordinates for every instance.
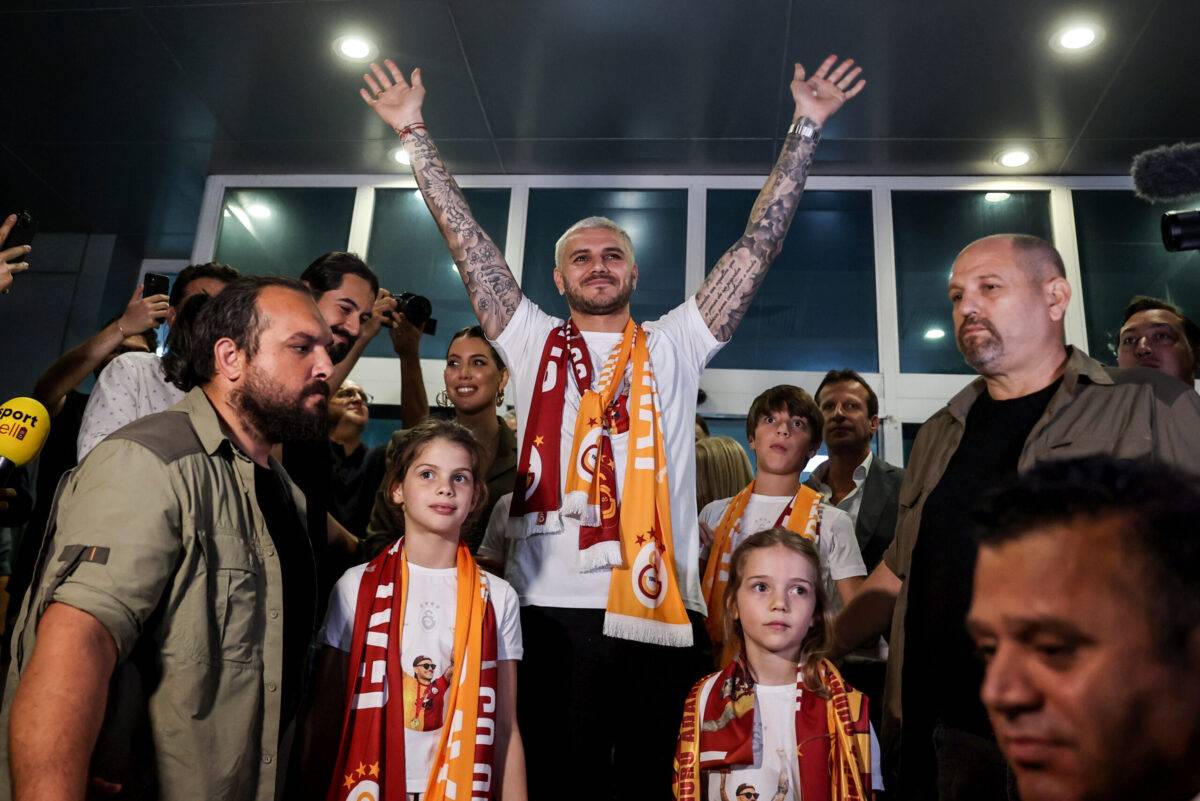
[636,534,647,545]
[533,435,544,446]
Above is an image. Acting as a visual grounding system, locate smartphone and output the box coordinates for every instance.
[143,272,170,299]
[5,211,36,253]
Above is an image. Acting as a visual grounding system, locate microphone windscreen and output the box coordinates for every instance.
[1131,142,1200,203]
[0,397,51,467]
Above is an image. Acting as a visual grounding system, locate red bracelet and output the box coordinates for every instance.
[394,122,427,138]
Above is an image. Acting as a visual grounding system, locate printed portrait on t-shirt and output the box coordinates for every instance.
[402,654,453,731]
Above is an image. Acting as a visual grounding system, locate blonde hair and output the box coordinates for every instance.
[553,216,636,269]
[696,435,753,512]
[723,528,831,697]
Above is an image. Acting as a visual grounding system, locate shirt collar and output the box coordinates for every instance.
[176,386,233,457]
[946,346,1109,422]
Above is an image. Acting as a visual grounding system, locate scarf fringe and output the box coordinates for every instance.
[508,510,563,540]
[603,611,693,647]
[560,489,600,527]
[579,540,623,572]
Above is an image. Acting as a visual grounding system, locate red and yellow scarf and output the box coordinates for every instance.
[510,318,692,646]
[326,540,499,801]
[672,657,872,801]
[700,482,824,660]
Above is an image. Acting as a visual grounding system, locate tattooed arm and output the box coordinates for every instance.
[360,61,521,339]
[696,55,866,341]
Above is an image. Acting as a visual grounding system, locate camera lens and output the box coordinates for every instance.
[1162,209,1200,252]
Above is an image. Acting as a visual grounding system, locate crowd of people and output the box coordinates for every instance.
[0,51,1198,801]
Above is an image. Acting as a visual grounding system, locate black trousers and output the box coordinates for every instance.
[517,606,711,801]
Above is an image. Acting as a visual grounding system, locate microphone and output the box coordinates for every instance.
[1131,142,1200,203]
[0,397,50,486]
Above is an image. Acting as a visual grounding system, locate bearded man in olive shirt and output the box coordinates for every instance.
[832,234,1200,801]
[1,277,336,801]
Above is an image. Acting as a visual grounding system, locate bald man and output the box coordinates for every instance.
[832,234,1200,801]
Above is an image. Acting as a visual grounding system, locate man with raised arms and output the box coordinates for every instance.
[360,55,865,798]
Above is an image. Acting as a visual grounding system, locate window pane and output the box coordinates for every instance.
[214,188,357,277]
[894,191,1053,373]
[367,188,511,359]
[1074,190,1200,362]
[521,188,686,324]
[705,190,877,371]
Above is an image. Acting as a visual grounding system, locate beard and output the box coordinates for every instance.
[563,274,634,316]
[235,367,330,443]
[958,316,1005,372]
[328,324,355,364]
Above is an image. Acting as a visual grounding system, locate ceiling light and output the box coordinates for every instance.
[924,327,946,340]
[247,203,272,219]
[1051,23,1104,54]
[1059,26,1096,49]
[996,148,1033,168]
[984,192,1011,203]
[390,146,411,166]
[334,35,377,62]
[223,208,231,217]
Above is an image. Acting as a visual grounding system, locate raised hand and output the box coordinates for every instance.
[362,288,399,341]
[119,284,170,333]
[790,55,866,127]
[360,59,426,133]
[0,213,31,294]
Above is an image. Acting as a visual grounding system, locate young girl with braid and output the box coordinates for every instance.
[674,528,882,801]
[299,418,527,801]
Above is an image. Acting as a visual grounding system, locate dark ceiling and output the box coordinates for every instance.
[1,0,1197,250]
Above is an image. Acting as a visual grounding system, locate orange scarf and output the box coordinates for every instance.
[672,658,872,801]
[514,319,692,646]
[700,482,823,661]
[326,541,499,801]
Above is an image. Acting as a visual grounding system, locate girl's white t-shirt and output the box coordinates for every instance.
[320,561,523,793]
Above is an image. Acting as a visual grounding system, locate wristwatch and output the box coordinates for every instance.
[787,116,821,144]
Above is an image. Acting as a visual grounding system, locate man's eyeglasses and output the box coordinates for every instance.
[334,388,374,404]
[737,793,760,800]
[415,661,435,671]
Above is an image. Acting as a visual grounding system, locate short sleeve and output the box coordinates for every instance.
[821,505,867,581]
[477,493,513,565]
[697,498,730,560]
[643,297,724,375]
[77,356,141,460]
[490,297,559,387]
[488,575,523,661]
[318,565,366,653]
[48,439,182,660]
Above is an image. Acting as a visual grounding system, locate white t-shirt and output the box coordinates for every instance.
[477,493,513,574]
[491,296,723,613]
[319,561,523,793]
[698,494,866,615]
[700,679,884,800]
[78,351,184,460]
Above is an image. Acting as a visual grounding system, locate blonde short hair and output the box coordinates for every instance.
[554,216,637,269]
[696,435,754,512]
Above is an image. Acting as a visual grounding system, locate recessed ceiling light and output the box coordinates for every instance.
[247,203,272,219]
[1051,23,1104,53]
[924,327,946,340]
[333,35,377,62]
[984,192,1011,203]
[390,146,411,166]
[996,148,1033,168]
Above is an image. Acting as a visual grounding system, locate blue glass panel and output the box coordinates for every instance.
[704,190,877,371]
[214,187,356,277]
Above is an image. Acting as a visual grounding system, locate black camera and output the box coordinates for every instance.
[393,292,438,335]
[1162,210,1200,252]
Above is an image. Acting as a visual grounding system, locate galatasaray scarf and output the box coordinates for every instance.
[326,540,499,801]
[510,318,692,646]
[672,657,872,801]
[701,482,824,661]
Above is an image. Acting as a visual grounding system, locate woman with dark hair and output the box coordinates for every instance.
[364,316,517,557]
